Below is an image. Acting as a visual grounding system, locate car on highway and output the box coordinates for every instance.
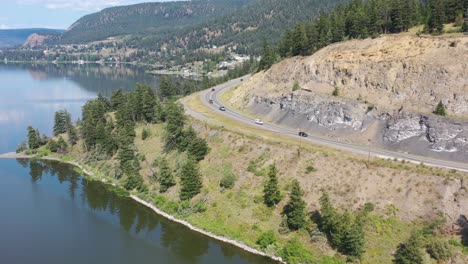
[254,119,263,125]
[240,78,243,81]
[211,88,215,92]
[209,99,213,104]
[219,106,226,111]
[298,132,308,137]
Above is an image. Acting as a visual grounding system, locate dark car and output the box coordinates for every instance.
[299,132,308,137]
[240,78,243,81]
[211,88,215,92]
[209,99,213,104]
[219,106,226,111]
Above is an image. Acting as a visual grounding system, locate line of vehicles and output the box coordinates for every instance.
[210,87,308,138]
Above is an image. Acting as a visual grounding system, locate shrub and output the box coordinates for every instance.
[256,230,277,249]
[332,86,340,97]
[292,81,301,91]
[426,239,452,261]
[141,127,151,140]
[305,165,316,173]
[16,141,27,153]
[220,173,236,189]
[281,238,314,264]
[394,232,424,264]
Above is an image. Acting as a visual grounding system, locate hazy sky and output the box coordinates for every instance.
[0,1,175,29]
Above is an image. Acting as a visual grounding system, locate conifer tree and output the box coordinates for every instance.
[284,179,307,230]
[263,164,282,207]
[258,40,276,71]
[158,157,176,193]
[27,126,40,149]
[68,125,78,146]
[180,158,202,200]
[159,77,174,98]
[394,232,424,264]
[163,101,186,151]
[433,100,447,116]
[53,110,72,136]
[111,89,125,110]
[291,24,308,56]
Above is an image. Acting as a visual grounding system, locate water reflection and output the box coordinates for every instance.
[16,159,275,264]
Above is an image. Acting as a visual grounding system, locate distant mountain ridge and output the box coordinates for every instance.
[61,0,254,44]
[59,0,345,53]
[0,28,64,48]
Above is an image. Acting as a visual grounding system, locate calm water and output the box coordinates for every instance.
[0,64,275,264]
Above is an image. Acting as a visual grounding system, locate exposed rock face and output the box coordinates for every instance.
[229,35,468,162]
[382,112,468,161]
[231,35,468,115]
[250,93,372,135]
[22,33,48,48]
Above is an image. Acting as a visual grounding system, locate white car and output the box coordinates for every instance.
[254,119,263,125]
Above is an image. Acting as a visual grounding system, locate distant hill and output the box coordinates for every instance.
[61,0,254,44]
[60,0,345,53]
[0,28,64,48]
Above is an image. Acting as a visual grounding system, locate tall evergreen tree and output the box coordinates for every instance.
[258,40,277,71]
[163,101,186,151]
[27,126,40,149]
[158,157,176,193]
[263,164,282,207]
[111,89,125,110]
[180,158,202,200]
[53,110,72,136]
[284,179,307,230]
[291,24,309,56]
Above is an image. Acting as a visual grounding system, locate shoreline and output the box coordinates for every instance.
[0,152,284,263]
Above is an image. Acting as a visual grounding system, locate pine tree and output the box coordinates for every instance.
[53,110,72,136]
[159,77,174,98]
[433,100,447,116]
[158,157,176,193]
[263,164,282,207]
[394,232,424,264]
[163,101,186,151]
[284,179,307,230]
[124,171,146,192]
[258,40,277,71]
[180,158,202,200]
[291,23,308,56]
[427,0,446,34]
[27,126,40,149]
[68,125,78,145]
[111,89,125,110]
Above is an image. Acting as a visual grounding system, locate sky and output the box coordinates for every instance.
[0,0,174,30]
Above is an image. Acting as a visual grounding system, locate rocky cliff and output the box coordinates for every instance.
[229,34,468,162]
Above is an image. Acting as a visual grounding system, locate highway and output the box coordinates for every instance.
[185,75,468,173]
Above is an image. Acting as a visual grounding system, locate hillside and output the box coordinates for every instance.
[228,34,468,162]
[60,0,345,53]
[61,0,253,44]
[0,28,64,48]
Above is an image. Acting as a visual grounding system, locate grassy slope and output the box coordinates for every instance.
[35,92,467,263]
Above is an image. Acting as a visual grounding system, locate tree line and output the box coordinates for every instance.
[259,0,468,70]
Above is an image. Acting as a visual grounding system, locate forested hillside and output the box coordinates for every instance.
[60,0,253,44]
[277,0,468,59]
[59,0,345,54]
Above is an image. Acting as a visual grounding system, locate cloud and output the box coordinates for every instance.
[17,0,173,12]
[0,24,10,29]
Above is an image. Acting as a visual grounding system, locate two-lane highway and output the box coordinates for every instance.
[187,75,468,172]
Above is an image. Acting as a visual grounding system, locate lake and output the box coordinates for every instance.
[0,63,275,264]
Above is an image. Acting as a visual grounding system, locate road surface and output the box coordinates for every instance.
[184,75,468,172]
